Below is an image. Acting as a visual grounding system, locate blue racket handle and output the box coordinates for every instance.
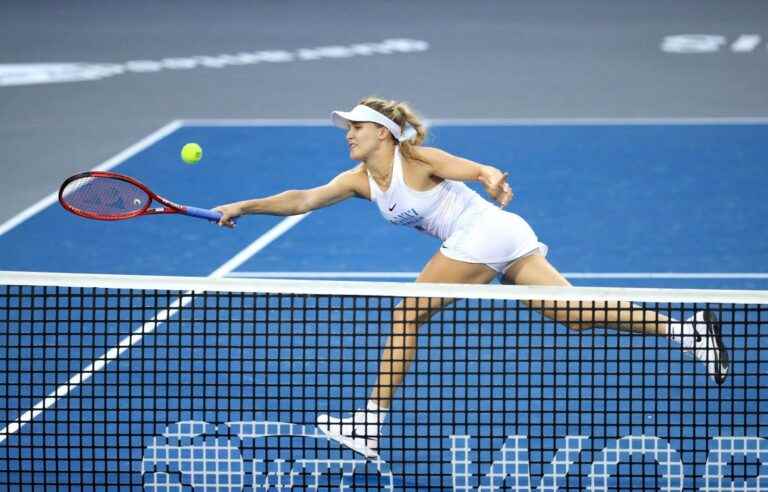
[185,206,223,222]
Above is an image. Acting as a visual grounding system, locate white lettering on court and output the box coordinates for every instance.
[0,39,429,87]
[661,34,764,53]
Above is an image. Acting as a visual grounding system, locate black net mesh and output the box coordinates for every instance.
[0,274,766,490]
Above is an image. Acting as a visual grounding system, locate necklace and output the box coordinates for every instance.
[372,172,391,189]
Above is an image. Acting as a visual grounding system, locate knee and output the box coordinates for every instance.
[393,301,434,330]
[391,318,420,336]
[525,300,596,332]
[563,320,595,332]
[557,308,597,332]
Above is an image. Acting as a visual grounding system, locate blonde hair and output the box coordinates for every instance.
[358,96,427,160]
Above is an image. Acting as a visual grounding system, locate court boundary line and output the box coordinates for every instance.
[0,120,182,238]
[179,117,768,126]
[224,271,768,280]
[0,213,310,444]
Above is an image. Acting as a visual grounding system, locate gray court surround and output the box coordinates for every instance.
[1,0,767,227]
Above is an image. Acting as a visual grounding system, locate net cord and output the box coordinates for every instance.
[2,270,768,305]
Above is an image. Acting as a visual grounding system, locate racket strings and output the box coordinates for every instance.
[62,176,150,218]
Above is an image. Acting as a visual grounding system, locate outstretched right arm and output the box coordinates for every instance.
[214,165,368,228]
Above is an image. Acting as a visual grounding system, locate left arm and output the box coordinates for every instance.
[411,146,513,208]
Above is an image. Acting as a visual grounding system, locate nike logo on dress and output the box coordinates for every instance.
[388,203,396,211]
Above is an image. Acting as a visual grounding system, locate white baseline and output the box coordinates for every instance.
[226,271,768,280]
[180,117,768,127]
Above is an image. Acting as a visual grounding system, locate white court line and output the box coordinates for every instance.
[0,120,183,237]
[226,271,768,280]
[181,118,328,126]
[227,271,418,279]
[179,117,768,127]
[566,273,768,279]
[0,213,310,444]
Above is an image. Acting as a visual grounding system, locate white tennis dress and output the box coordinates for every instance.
[367,148,547,273]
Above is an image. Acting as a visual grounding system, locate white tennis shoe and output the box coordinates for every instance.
[687,310,730,385]
[317,410,380,459]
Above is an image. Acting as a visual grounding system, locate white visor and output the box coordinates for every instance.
[331,105,417,143]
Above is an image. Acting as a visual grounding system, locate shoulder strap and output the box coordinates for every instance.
[391,147,405,187]
[365,167,379,201]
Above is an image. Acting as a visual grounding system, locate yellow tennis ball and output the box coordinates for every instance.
[181,143,203,164]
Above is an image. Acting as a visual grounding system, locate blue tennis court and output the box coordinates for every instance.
[1,121,767,490]
[2,121,767,286]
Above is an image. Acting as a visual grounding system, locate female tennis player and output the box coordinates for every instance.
[213,96,729,458]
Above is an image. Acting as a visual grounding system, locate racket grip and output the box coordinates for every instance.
[185,206,223,222]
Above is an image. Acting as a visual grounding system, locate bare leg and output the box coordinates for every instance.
[502,253,730,384]
[316,252,497,457]
[369,251,497,409]
[503,254,671,336]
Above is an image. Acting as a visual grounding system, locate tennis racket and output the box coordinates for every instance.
[58,171,222,222]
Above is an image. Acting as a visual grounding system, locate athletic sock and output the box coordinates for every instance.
[364,401,388,434]
[667,319,696,350]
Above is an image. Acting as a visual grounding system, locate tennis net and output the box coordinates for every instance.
[1,271,767,491]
